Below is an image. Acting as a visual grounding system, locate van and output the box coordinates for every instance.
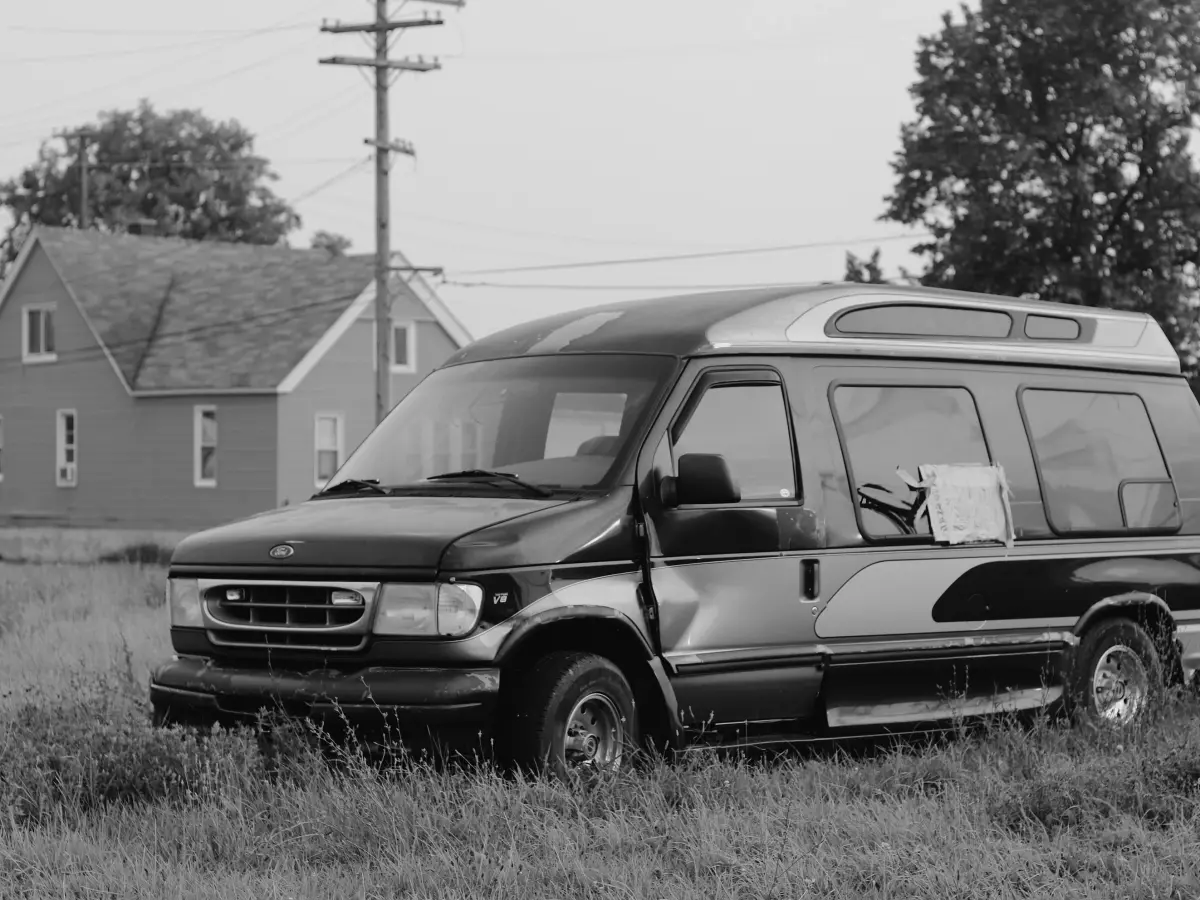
[150,283,1200,774]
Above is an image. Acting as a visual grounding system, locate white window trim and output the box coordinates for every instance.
[55,408,77,489]
[0,413,5,484]
[22,303,57,364]
[313,412,345,489]
[391,320,417,374]
[371,319,417,374]
[193,405,217,488]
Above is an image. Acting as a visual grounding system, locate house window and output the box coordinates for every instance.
[23,304,57,363]
[391,321,416,373]
[56,409,77,488]
[1020,389,1179,534]
[314,413,344,487]
[194,405,217,487]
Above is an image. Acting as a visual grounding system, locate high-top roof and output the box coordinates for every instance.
[1,226,470,393]
[444,282,1181,376]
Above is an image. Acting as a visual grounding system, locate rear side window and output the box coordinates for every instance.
[673,383,796,502]
[1020,389,1179,534]
[833,385,991,539]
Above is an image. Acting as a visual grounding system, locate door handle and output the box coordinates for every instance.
[802,558,820,600]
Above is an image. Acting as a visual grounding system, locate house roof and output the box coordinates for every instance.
[2,226,471,394]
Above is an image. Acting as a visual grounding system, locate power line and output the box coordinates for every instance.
[6,23,314,36]
[291,157,374,204]
[0,4,327,139]
[453,232,933,276]
[443,279,828,291]
[0,30,306,64]
[0,290,364,375]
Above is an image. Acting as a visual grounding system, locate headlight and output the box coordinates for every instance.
[168,578,203,628]
[373,581,484,638]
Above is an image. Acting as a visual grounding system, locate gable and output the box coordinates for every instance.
[0,241,128,391]
[30,228,376,393]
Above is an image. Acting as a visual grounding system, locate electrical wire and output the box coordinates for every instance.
[452,232,933,276]
[6,24,314,36]
[0,289,365,375]
[290,157,375,205]
[443,279,827,291]
[0,3,328,139]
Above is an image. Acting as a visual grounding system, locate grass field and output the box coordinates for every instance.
[4,562,1200,898]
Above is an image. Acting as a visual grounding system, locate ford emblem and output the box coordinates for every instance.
[269,544,294,559]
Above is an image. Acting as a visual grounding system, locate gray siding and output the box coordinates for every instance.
[276,288,461,506]
[0,245,278,530]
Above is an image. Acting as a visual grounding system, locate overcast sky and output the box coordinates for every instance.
[2,0,954,339]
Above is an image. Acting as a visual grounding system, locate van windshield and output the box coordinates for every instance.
[329,353,678,494]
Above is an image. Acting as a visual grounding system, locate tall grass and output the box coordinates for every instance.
[3,562,1200,898]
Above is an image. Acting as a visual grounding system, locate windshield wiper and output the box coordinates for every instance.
[425,469,554,498]
[319,477,389,496]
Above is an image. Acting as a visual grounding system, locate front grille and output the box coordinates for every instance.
[207,628,367,651]
[199,580,378,653]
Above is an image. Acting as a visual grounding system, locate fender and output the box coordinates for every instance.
[495,604,656,665]
[1073,591,1176,638]
[494,604,687,753]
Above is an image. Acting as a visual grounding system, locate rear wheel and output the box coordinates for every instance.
[1067,618,1164,729]
[503,651,639,777]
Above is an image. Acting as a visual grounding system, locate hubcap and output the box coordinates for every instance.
[1092,644,1150,724]
[563,691,624,770]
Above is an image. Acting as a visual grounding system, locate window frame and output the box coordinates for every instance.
[390,320,417,374]
[828,379,995,545]
[0,413,5,484]
[22,303,57,364]
[663,365,801,509]
[313,412,345,489]
[1016,385,1180,538]
[55,408,77,488]
[193,404,218,488]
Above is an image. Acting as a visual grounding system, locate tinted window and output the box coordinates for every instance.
[833,386,991,538]
[1021,389,1178,532]
[835,305,1012,338]
[333,354,675,492]
[673,383,796,502]
[1025,314,1081,340]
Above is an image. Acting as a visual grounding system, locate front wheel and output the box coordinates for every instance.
[1067,618,1164,729]
[503,651,639,777]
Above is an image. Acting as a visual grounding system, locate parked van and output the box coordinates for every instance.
[151,283,1200,774]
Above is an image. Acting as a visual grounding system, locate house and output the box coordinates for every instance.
[0,225,472,557]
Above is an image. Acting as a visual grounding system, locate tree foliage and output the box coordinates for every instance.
[1,99,301,272]
[311,230,353,257]
[845,248,888,283]
[880,0,1200,371]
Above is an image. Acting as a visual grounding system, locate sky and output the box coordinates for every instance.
[0,0,958,340]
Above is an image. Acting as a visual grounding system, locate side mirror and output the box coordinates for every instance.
[661,453,740,507]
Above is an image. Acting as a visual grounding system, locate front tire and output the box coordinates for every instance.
[503,651,639,777]
[1067,618,1164,729]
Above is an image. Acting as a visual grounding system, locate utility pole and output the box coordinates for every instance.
[55,129,92,228]
[320,1,460,426]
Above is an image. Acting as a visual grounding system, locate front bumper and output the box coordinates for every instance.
[149,655,501,736]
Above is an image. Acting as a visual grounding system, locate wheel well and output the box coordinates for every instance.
[498,619,673,752]
[1082,602,1183,686]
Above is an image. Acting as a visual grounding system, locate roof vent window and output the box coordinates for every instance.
[833,304,1012,339]
[1024,314,1081,341]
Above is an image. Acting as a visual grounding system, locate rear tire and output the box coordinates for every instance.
[503,651,639,778]
[1067,618,1164,729]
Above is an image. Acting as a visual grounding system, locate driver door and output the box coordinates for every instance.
[639,365,824,733]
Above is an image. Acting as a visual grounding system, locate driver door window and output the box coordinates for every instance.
[672,382,797,503]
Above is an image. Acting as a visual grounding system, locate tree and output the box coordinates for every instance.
[311,230,352,257]
[0,99,301,273]
[879,0,1200,373]
[845,247,888,283]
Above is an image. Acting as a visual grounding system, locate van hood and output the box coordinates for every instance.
[170,495,571,570]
